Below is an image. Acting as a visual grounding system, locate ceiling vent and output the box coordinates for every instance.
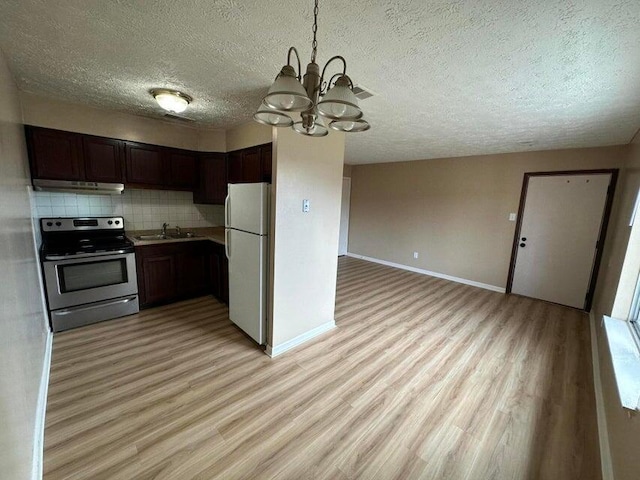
[163,113,194,123]
[352,85,374,100]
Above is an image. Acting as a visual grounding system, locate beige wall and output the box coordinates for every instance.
[19,92,226,151]
[349,146,626,289]
[269,127,345,348]
[343,164,353,177]
[0,52,49,479]
[592,133,640,480]
[226,121,272,152]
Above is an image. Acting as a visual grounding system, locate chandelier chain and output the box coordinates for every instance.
[311,0,319,63]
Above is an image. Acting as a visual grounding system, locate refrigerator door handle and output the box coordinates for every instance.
[225,194,230,228]
[225,229,230,259]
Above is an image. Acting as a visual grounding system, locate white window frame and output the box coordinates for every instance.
[604,188,640,411]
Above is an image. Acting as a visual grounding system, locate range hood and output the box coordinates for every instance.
[33,179,124,195]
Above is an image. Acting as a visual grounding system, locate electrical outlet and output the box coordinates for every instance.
[302,199,310,213]
[508,213,517,222]
[413,252,419,259]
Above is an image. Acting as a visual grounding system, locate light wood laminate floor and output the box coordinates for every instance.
[44,257,600,480]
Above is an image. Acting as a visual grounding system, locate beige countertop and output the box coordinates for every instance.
[128,226,226,247]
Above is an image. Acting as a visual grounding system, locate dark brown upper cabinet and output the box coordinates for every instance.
[260,143,272,183]
[124,142,164,188]
[226,143,272,185]
[82,135,124,183]
[194,153,227,205]
[166,149,197,190]
[241,147,262,183]
[25,126,273,193]
[227,151,243,184]
[26,126,84,181]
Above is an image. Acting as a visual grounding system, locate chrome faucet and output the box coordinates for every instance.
[175,225,181,236]
[161,222,169,236]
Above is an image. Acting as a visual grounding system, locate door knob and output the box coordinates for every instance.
[520,243,526,247]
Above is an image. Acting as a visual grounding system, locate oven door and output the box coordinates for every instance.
[43,252,138,311]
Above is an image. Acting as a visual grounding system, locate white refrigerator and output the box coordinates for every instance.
[225,183,269,345]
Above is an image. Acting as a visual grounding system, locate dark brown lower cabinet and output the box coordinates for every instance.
[210,242,229,304]
[136,241,227,309]
[177,242,211,298]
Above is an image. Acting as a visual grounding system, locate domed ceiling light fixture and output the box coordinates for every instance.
[151,89,192,113]
[253,0,370,136]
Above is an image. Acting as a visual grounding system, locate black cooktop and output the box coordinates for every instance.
[40,217,134,258]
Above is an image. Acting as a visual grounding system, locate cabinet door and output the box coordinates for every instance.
[26,126,84,180]
[125,142,165,187]
[83,136,124,183]
[194,153,227,205]
[177,242,210,298]
[241,147,262,183]
[227,151,243,184]
[210,243,229,304]
[167,149,197,190]
[260,144,272,183]
[141,254,177,306]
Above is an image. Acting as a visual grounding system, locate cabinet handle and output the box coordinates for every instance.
[225,194,230,228]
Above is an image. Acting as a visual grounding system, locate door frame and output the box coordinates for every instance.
[338,177,351,256]
[505,169,619,311]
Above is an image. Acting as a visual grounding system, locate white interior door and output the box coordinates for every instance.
[338,177,351,256]
[511,173,611,309]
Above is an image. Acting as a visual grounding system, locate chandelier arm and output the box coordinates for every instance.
[287,47,303,80]
[319,55,347,95]
[327,73,342,89]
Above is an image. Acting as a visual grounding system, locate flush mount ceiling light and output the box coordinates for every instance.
[150,89,192,113]
[253,0,370,137]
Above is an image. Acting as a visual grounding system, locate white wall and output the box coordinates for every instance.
[269,127,345,350]
[20,91,226,152]
[0,52,50,479]
[226,121,272,152]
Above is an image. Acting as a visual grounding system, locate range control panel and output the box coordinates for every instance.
[41,217,125,232]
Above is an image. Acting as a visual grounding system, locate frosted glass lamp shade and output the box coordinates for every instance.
[151,89,192,113]
[317,75,361,120]
[253,102,293,127]
[329,118,370,132]
[263,65,313,112]
[292,121,329,137]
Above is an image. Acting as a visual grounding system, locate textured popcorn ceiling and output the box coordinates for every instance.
[0,0,639,164]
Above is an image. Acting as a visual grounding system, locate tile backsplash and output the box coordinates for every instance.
[33,189,225,231]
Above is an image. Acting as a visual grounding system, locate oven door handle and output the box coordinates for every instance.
[45,250,129,260]
[51,296,137,316]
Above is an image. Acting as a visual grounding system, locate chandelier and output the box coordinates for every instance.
[253,0,370,137]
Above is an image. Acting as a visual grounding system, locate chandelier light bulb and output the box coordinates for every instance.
[331,103,347,117]
[341,121,355,132]
[280,95,295,110]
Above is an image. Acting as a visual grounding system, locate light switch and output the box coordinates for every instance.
[303,199,310,213]
[508,213,517,222]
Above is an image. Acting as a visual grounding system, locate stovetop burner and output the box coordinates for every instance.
[40,217,134,258]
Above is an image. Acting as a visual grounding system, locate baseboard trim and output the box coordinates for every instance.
[346,253,506,293]
[266,320,336,358]
[32,329,52,480]
[590,312,613,480]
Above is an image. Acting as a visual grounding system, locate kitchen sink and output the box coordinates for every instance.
[135,232,200,241]
[168,232,199,239]
[135,234,169,241]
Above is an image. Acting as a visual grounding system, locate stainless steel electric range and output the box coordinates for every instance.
[40,217,139,332]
